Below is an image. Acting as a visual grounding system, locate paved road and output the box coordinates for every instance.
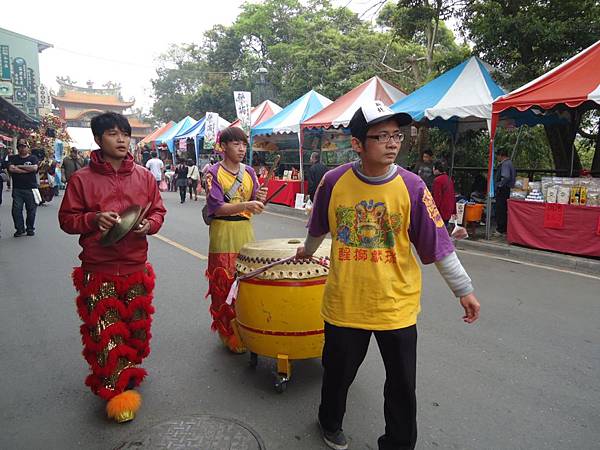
[1,190,599,449]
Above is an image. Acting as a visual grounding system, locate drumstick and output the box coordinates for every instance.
[264,183,287,205]
[260,154,281,188]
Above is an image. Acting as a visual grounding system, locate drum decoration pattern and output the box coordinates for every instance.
[234,238,331,392]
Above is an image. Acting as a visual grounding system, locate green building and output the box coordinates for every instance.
[0,27,52,118]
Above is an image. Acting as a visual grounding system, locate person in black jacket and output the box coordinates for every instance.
[307,152,328,202]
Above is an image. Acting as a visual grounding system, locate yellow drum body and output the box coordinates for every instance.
[234,238,331,386]
[236,275,326,360]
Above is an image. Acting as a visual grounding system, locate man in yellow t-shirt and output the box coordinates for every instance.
[297,101,481,450]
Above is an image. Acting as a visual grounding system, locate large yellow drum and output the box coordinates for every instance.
[234,238,331,392]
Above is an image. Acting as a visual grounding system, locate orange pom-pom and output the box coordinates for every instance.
[106,390,142,423]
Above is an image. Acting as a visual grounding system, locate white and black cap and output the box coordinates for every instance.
[349,100,412,140]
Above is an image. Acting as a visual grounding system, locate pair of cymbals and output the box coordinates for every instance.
[99,203,151,247]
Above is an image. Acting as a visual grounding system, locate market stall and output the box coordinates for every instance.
[301,76,406,169]
[250,90,332,194]
[489,40,600,253]
[508,199,600,257]
[264,178,308,207]
[139,121,175,149]
[173,114,231,166]
[155,116,197,159]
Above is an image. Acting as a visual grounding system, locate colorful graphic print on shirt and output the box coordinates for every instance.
[421,189,445,228]
[335,199,403,249]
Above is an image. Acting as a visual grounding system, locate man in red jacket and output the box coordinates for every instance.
[59,112,166,423]
[432,160,456,226]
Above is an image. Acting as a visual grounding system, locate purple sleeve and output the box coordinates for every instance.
[401,168,455,264]
[206,164,225,216]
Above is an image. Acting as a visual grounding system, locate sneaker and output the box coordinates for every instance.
[319,421,348,450]
[26,230,35,236]
[14,231,26,237]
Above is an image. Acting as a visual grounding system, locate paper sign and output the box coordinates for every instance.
[233,91,252,135]
[294,193,306,210]
[203,112,218,150]
[543,203,565,229]
[455,202,465,226]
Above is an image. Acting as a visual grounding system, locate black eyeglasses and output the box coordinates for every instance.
[366,133,404,144]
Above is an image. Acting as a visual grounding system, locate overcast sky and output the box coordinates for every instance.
[1,0,383,113]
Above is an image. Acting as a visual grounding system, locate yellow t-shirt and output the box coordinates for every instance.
[205,163,258,219]
[308,163,454,330]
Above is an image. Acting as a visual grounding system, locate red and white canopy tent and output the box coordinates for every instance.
[231,100,282,128]
[488,40,600,189]
[300,76,406,170]
[302,76,406,130]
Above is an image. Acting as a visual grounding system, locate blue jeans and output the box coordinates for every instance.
[12,188,37,233]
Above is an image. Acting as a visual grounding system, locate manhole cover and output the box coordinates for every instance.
[118,415,265,449]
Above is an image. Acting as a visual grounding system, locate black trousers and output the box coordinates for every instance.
[495,186,510,233]
[178,185,187,203]
[319,322,417,450]
[12,188,37,233]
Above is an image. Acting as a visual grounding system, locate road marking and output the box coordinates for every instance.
[152,234,208,260]
[263,210,307,222]
[457,249,600,281]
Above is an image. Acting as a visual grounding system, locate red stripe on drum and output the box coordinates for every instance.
[241,278,326,287]
[236,321,324,337]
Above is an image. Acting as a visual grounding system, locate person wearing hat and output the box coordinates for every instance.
[7,138,39,237]
[296,100,480,450]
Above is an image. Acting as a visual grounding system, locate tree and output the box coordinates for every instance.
[460,0,600,174]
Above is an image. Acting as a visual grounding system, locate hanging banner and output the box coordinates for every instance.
[0,45,11,80]
[233,91,251,135]
[203,112,218,150]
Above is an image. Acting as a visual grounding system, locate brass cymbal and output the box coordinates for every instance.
[99,205,143,247]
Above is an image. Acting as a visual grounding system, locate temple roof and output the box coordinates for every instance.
[52,91,134,108]
[126,116,152,129]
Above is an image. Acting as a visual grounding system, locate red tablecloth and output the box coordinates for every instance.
[508,199,600,257]
[266,179,307,207]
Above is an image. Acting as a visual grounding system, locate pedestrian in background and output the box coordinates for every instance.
[61,146,85,184]
[145,151,164,186]
[7,139,38,237]
[59,112,166,423]
[432,160,456,226]
[307,151,328,202]
[175,160,188,203]
[413,149,434,191]
[494,147,516,235]
[187,158,200,201]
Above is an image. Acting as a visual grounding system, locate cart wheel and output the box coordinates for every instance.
[274,374,289,393]
[249,352,258,368]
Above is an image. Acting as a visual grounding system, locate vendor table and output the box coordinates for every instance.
[266,179,307,207]
[507,199,600,257]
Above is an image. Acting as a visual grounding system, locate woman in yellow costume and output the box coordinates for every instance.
[204,127,267,352]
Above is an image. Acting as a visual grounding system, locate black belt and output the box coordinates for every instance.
[213,215,249,222]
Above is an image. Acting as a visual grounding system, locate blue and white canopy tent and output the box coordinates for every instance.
[391,57,507,239]
[390,56,561,238]
[154,116,197,163]
[174,114,231,165]
[249,90,332,181]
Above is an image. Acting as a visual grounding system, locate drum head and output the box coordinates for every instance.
[236,238,331,280]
